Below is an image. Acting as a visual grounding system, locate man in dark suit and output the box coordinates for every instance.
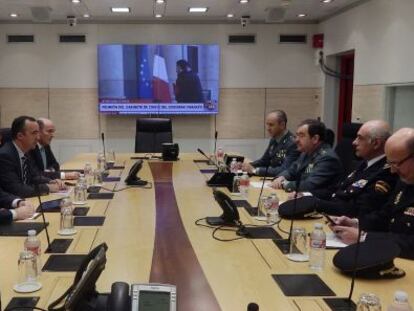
[332,128,414,259]
[0,116,66,198]
[29,118,79,180]
[242,110,300,177]
[0,187,35,225]
[271,119,343,199]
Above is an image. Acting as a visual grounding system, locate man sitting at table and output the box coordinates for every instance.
[0,116,66,198]
[28,118,79,180]
[271,119,342,199]
[242,110,300,177]
[0,186,35,225]
[331,128,414,259]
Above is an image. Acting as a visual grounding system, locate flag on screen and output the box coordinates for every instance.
[137,46,153,99]
[152,54,172,103]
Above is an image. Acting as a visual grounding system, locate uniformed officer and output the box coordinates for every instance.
[332,127,414,260]
[242,110,300,177]
[315,120,397,217]
[271,119,343,199]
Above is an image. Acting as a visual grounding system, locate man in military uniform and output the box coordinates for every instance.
[242,110,299,177]
[271,119,342,199]
[332,128,414,259]
[314,120,397,217]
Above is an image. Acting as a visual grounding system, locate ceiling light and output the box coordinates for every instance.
[155,0,165,3]
[321,0,333,3]
[297,13,307,18]
[71,0,81,3]
[227,13,234,18]
[111,7,130,13]
[155,14,163,18]
[188,7,208,13]
[83,13,90,18]
[10,13,18,18]
[239,0,249,3]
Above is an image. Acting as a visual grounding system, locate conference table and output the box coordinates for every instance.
[1,153,413,310]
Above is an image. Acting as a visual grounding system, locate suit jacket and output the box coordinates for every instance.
[0,142,50,198]
[359,181,414,259]
[280,143,343,199]
[315,157,398,217]
[251,131,300,177]
[0,208,12,225]
[29,145,60,179]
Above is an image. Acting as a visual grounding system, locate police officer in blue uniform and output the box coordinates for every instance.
[332,127,414,260]
[271,119,342,200]
[243,110,300,177]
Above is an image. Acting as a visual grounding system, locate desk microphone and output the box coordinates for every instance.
[197,148,217,167]
[213,130,218,162]
[247,302,259,311]
[101,132,106,157]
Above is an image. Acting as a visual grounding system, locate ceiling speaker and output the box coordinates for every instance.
[265,7,286,23]
[31,6,52,22]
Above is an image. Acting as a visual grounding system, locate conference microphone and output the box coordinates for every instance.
[213,130,218,162]
[197,148,217,167]
[35,183,72,253]
[247,302,259,311]
[101,132,106,158]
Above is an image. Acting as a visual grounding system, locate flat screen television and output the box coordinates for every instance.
[98,44,220,115]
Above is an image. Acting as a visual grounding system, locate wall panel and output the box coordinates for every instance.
[352,85,385,122]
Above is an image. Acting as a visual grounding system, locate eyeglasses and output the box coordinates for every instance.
[387,153,414,168]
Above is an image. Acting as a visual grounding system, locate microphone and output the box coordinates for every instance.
[101,132,106,158]
[35,183,72,253]
[213,130,218,162]
[197,148,217,167]
[247,303,259,311]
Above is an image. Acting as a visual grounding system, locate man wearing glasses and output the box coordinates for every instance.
[332,127,414,259]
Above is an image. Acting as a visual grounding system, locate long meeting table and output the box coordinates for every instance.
[1,153,413,310]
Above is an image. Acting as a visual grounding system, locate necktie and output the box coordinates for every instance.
[21,156,29,184]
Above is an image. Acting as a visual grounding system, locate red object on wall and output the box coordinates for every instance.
[313,34,324,48]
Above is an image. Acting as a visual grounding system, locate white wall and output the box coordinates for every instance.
[319,0,414,85]
[0,23,321,88]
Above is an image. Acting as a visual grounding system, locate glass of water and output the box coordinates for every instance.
[356,293,382,311]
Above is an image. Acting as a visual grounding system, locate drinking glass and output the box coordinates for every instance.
[287,227,309,262]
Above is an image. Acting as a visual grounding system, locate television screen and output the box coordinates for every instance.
[98,44,220,115]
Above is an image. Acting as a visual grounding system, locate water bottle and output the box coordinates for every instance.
[232,171,242,193]
[267,193,280,223]
[73,175,87,204]
[97,152,106,171]
[239,172,250,198]
[24,230,41,276]
[84,162,94,187]
[309,223,326,270]
[387,291,413,311]
[230,158,238,173]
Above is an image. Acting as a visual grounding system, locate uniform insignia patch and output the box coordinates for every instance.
[394,191,403,205]
[374,180,390,194]
[305,163,314,173]
[404,207,414,216]
[352,179,368,188]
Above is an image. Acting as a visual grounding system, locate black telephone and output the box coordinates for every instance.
[206,189,240,226]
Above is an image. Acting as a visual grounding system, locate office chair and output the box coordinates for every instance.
[134,118,173,153]
[325,128,335,147]
[0,128,12,147]
[334,122,362,177]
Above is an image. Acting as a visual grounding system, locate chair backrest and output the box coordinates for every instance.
[134,118,173,153]
[0,127,12,147]
[325,128,335,147]
[334,122,362,176]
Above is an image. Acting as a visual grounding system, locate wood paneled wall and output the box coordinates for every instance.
[352,85,386,123]
[0,87,321,139]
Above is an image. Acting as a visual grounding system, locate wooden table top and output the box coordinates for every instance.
[1,153,413,310]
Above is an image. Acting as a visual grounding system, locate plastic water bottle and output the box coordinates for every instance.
[387,291,413,311]
[84,162,94,187]
[230,158,238,173]
[24,230,41,276]
[239,172,250,198]
[232,171,242,193]
[309,223,326,270]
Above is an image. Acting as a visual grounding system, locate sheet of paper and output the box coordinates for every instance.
[326,232,347,248]
[250,181,272,189]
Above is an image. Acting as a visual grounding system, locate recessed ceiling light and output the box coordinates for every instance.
[155,14,163,18]
[10,13,18,18]
[227,13,234,18]
[321,0,333,3]
[71,0,81,3]
[111,7,130,13]
[83,13,90,18]
[155,0,165,3]
[188,7,208,13]
[239,0,249,3]
[297,13,307,18]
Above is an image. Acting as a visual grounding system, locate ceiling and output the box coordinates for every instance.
[0,0,366,24]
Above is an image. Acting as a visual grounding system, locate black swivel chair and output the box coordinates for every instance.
[325,128,335,147]
[134,118,173,153]
[334,122,362,177]
[0,128,12,147]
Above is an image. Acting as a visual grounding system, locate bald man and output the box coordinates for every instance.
[332,128,414,259]
[242,110,300,177]
[28,118,79,180]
